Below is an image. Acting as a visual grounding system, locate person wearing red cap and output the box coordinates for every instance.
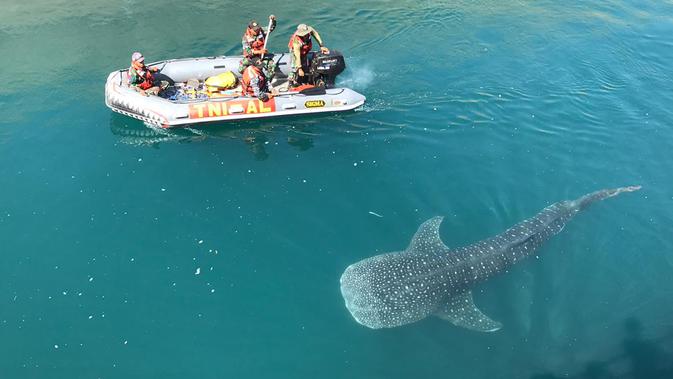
[239,15,277,83]
[287,23,329,87]
[128,52,162,96]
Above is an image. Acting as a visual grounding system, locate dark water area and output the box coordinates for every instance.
[1,1,673,378]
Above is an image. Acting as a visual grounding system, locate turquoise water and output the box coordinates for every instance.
[2,1,673,377]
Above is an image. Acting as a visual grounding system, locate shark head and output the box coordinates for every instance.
[339,261,388,328]
[339,252,440,329]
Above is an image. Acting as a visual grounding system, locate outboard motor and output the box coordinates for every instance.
[308,50,346,88]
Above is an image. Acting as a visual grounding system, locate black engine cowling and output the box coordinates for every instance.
[308,50,346,87]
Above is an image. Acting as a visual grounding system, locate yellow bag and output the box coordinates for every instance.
[205,71,238,94]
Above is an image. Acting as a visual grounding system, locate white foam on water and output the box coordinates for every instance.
[338,64,375,91]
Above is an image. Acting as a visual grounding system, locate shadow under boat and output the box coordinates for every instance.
[108,112,319,160]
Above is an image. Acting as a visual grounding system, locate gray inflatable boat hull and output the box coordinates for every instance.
[104,54,366,128]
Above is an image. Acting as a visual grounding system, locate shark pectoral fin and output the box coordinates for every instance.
[407,216,450,255]
[435,291,502,332]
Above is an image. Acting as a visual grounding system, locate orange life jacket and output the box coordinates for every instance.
[251,38,264,50]
[241,65,266,96]
[288,33,312,57]
[130,63,155,90]
[243,29,266,57]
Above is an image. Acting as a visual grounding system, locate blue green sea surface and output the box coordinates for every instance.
[1,1,673,378]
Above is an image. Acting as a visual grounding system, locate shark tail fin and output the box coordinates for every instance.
[573,185,641,210]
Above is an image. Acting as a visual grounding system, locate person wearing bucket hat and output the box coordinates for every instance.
[128,52,165,96]
[239,15,277,83]
[287,23,330,87]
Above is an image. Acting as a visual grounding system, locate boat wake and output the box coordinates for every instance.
[338,63,375,91]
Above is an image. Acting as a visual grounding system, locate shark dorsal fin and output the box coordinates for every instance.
[407,216,450,255]
[435,291,502,332]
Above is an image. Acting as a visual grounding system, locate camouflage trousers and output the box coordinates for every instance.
[238,57,276,82]
[287,68,302,87]
[137,80,169,96]
[287,54,311,87]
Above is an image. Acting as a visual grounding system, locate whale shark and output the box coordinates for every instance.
[340,186,641,331]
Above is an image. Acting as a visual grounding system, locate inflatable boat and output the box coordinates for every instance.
[104,51,366,128]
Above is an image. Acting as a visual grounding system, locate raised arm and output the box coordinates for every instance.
[265,15,276,34]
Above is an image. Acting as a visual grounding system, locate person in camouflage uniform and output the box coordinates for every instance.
[287,23,329,87]
[128,52,166,96]
[238,16,277,83]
